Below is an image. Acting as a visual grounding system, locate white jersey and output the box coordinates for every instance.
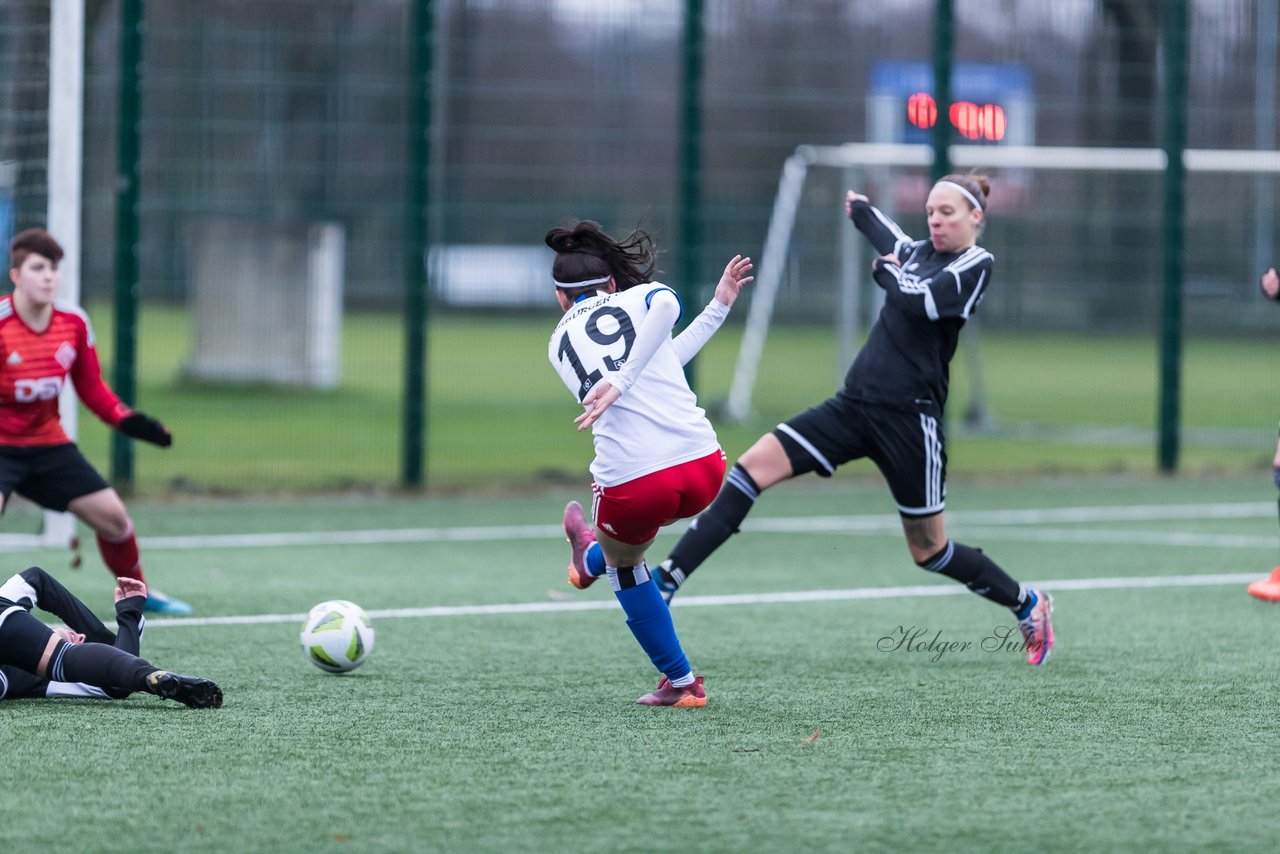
[548,283,719,487]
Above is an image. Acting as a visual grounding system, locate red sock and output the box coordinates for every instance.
[97,522,145,583]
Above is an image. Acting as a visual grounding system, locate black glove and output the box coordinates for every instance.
[118,411,172,447]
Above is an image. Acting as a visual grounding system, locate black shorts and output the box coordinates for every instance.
[0,444,111,512]
[772,392,946,517]
[0,601,56,674]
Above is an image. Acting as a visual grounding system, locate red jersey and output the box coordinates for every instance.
[0,296,130,447]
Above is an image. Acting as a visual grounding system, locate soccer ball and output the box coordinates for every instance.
[300,600,375,673]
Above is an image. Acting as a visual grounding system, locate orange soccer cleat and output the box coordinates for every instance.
[563,500,599,590]
[1246,567,1280,602]
[635,675,706,707]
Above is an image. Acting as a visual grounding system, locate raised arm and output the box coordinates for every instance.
[671,255,753,365]
[846,191,914,258]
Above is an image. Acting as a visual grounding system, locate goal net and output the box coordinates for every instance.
[728,142,1280,452]
[0,0,82,547]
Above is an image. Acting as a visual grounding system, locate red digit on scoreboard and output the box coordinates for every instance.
[907,92,937,129]
[908,94,1006,142]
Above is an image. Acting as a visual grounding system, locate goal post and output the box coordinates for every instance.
[727,142,1280,427]
[44,0,84,547]
[0,0,82,548]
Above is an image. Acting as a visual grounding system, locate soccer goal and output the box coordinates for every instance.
[726,141,1280,432]
[0,0,83,548]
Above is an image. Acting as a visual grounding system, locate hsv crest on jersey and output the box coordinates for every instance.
[54,342,76,370]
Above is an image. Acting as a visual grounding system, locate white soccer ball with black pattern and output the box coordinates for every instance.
[300,600,375,673]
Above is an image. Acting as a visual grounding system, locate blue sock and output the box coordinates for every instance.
[608,563,692,681]
[1014,588,1038,620]
[585,542,606,578]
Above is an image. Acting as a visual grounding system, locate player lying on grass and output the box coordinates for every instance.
[0,566,222,707]
[550,219,752,706]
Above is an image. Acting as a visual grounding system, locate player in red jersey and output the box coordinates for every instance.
[3,228,191,615]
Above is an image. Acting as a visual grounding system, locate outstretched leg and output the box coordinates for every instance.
[905,513,1054,665]
[655,435,794,601]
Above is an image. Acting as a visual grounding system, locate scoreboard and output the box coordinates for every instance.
[869,61,1034,147]
[867,62,1034,208]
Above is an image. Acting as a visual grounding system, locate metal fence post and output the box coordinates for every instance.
[1158,0,1188,472]
[111,0,142,491]
[930,0,953,183]
[676,0,704,391]
[402,0,434,487]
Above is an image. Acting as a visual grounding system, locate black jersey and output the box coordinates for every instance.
[844,200,992,410]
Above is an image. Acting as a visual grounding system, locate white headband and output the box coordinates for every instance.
[554,274,611,289]
[935,180,984,211]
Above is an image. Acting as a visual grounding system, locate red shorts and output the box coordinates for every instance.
[591,450,727,546]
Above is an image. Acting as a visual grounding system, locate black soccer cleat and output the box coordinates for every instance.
[653,560,683,605]
[146,671,224,709]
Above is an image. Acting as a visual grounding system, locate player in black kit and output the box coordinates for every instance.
[654,174,1055,665]
[0,567,222,706]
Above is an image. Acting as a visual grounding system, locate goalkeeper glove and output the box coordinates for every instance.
[118,411,172,447]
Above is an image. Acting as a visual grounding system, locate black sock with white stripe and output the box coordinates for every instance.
[916,540,1021,608]
[661,463,760,588]
[56,640,159,694]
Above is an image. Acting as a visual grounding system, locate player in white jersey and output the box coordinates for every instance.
[546,219,751,707]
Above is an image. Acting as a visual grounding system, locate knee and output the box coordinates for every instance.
[18,566,52,587]
[739,436,791,491]
[913,540,952,571]
[93,507,134,540]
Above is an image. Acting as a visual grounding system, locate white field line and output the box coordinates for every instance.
[143,572,1266,629]
[37,500,1272,552]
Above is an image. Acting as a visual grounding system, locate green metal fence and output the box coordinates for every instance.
[0,0,1277,494]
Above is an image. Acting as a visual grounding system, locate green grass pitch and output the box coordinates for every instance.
[2,473,1278,851]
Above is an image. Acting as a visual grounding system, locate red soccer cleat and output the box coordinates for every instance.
[1247,567,1280,602]
[636,675,706,707]
[564,500,599,590]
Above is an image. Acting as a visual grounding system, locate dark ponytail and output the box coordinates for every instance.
[545,220,656,293]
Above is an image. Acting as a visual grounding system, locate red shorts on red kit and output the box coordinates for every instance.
[590,449,727,545]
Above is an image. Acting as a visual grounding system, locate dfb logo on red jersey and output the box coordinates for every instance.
[15,376,64,402]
